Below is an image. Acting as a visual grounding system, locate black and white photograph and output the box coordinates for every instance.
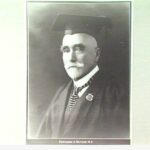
[27,1,131,144]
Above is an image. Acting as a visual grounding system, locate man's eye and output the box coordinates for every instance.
[74,46,84,51]
[62,47,70,53]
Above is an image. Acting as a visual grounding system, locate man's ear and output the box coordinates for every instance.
[95,47,101,62]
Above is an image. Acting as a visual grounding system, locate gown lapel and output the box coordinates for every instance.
[62,74,101,137]
[52,81,72,137]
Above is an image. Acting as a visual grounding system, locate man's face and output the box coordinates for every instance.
[61,33,100,81]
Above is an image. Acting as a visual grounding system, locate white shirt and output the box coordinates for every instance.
[73,65,99,97]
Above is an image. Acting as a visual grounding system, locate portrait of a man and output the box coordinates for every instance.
[27,2,130,144]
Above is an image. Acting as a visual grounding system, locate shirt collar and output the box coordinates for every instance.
[74,65,99,87]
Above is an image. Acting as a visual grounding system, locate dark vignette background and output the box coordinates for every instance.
[27,2,130,138]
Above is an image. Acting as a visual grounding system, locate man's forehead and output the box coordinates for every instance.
[62,33,97,46]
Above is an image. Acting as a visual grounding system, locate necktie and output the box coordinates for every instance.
[66,82,91,112]
[66,86,80,112]
[66,74,96,112]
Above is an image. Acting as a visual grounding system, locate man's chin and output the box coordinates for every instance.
[67,73,81,81]
[67,73,85,81]
[65,68,87,81]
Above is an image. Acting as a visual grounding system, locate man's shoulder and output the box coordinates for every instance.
[94,71,124,88]
[50,80,72,102]
[56,80,72,95]
[94,71,129,101]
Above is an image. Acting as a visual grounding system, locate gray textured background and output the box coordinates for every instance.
[28,2,130,138]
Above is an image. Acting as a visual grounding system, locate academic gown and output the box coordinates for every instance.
[36,72,129,138]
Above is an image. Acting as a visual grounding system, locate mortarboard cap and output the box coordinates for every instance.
[52,14,112,39]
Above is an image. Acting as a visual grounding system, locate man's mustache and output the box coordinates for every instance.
[65,63,84,69]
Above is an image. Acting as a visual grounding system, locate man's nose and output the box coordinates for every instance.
[68,49,76,62]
